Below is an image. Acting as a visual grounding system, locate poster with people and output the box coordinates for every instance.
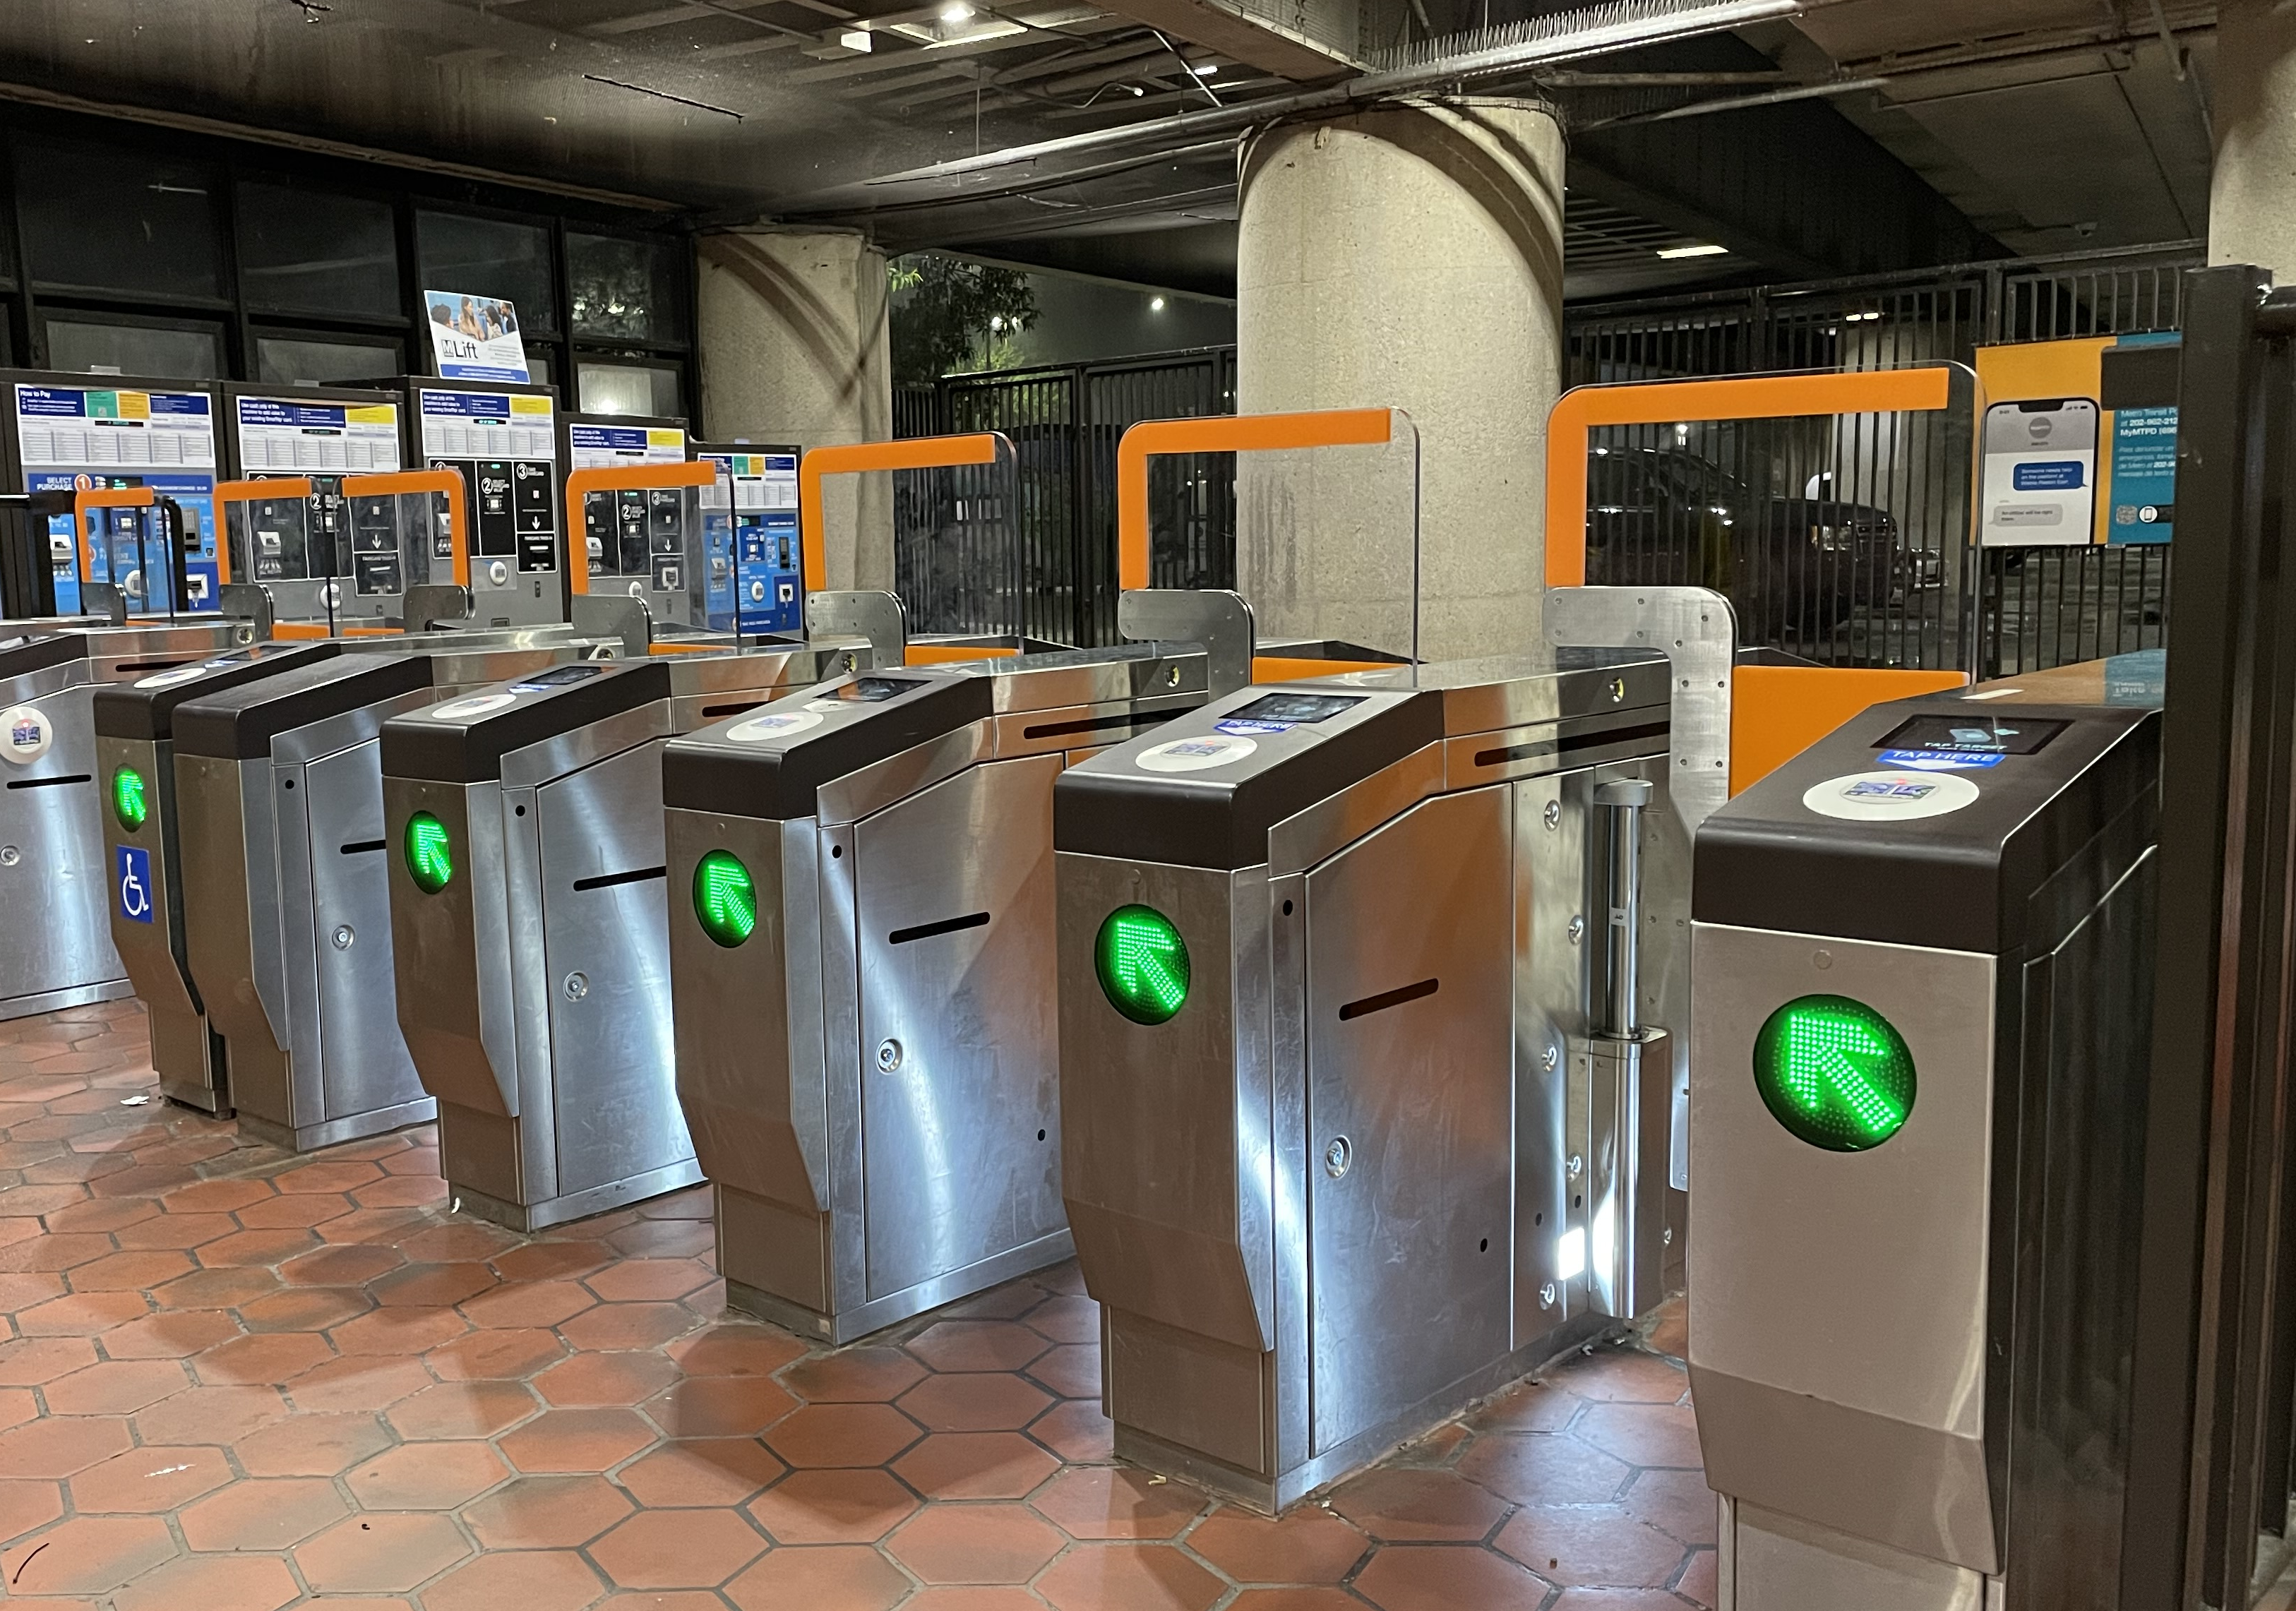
[423,289,531,383]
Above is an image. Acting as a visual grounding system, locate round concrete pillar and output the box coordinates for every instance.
[698,227,895,590]
[1236,97,1565,661]
[2211,0,2296,277]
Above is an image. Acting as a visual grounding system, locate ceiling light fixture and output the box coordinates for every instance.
[1656,243,1729,259]
[838,28,872,50]
[1150,297,1166,311]
[940,3,974,20]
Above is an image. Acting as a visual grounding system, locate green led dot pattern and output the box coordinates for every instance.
[404,811,453,894]
[693,851,757,948]
[1752,994,1917,1152]
[1095,904,1190,1026]
[112,766,148,832]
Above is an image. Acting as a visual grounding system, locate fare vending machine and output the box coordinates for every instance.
[221,385,404,628]
[2,372,222,616]
[563,412,694,623]
[693,442,801,636]
[405,378,561,627]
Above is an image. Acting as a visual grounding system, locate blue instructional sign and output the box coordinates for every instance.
[1877,749,2006,772]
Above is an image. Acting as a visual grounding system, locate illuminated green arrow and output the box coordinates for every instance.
[1780,1008,1906,1139]
[1096,905,1190,1024]
[694,851,757,947]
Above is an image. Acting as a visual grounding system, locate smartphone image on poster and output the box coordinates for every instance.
[1981,397,2098,547]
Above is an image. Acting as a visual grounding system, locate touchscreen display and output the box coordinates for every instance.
[1875,714,2067,755]
[510,664,609,693]
[832,677,921,703]
[1226,692,1365,724]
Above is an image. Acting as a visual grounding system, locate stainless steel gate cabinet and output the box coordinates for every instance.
[95,639,344,1110]
[383,647,851,1229]
[660,646,1209,1343]
[0,620,256,1024]
[172,634,597,1152]
[1688,670,2160,1610]
[1052,652,1688,1511]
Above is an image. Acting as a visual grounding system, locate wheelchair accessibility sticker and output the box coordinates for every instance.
[116,844,154,924]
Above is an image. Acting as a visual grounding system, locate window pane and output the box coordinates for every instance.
[16,138,222,299]
[578,360,681,417]
[46,318,223,381]
[256,335,403,385]
[416,212,557,335]
[239,182,402,316]
[569,233,686,345]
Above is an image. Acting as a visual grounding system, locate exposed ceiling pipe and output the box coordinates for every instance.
[1576,74,1889,130]
[763,0,1808,210]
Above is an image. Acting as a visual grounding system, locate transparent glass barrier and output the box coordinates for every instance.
[1231,409,1422,672]
[814,435,1029,656]
[1575,369,1976,672]
[222,481,445,632]
[80,501,192,616]
[578,479,711,633]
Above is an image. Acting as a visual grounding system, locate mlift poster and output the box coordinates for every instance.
[424,289,531,384]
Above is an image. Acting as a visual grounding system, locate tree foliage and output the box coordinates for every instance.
[889,254,1038,383]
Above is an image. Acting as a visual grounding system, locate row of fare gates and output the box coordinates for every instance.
[0,336,2266,1610]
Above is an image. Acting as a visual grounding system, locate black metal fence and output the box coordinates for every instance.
[892,347,1234,645]
[894,243,2199,668]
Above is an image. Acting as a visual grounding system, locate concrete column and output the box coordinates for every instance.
[697,227,895,590]
[1236,97,1565,661]
[2211,0,2296,277]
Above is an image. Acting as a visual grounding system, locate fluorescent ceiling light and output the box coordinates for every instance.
[1656,243,1730,260]
[940,2,973,18]
[838,28,872,50]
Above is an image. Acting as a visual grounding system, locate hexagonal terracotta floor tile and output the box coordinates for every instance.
[1035,1542,1226,1611]
[746,1467,919,1544]
[904,1321,1051,1374]
[130,1384,287,1447]
[1020,1293,1100,1345]
[462,1473,634,1550]
[232,1411,393,1478]
[67,1444,232,1513]
[0,1413,133,1477]
[1186,1505,1371,1583]
[296,1510,472,1594]
[559,1302,696,1353]
[887,1502,1067,1583]
[586,1257,713,1302]
[725,1543,911,1611]
[1495,1504,1692,1588]
[426,1327,566,1381]
[92,1310,240,1361]
[347,1440,510,1509]
[778,1346,928,1404]
[461,1279,597,1331]
[421,1547,606,1611]
[1621,1469,1720,1548]
[1329,1468,1509,1543]
[178,1476,348,1551]
[1574,1401,1704,1470]
[1353,1543,1554,1611]
[667,1324,808,1379]
[1543,1348,1691,1405]
[0,1475,63,1543]
[0,1513,177,1595]
[590,1507,765,1589]
[42,1358,189,1415]
[388,1379,538,1441]
[617,1437,787,1507]
[896,1371,1053,1432]
[1032,1464,1199,1539]
[537,1351,681,1408]
[764,1401,923,1468]
[1027,1399,1115,1463]
[645,1374,799,1440]
[0,1334,98,1386]
[1455,1432,1634,1508]
[286,1354,435,1414]
[112,1552,302,1611]
[499,1406,657,1473]
[892,1430,1058,1502]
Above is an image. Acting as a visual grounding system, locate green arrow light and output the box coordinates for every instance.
[1753,994,1916,1152]
[694,850,757,948]
[405,810,453,894]
[1096,904,1189,1025]
[112,765,148,832]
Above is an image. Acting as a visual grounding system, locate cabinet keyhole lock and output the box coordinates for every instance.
[562,971,588,1001]
[1567,1153,1584,1178]
[1539,1282,1557,1308]
[1541,1046,1559,1072]
[1543,799,1561,830]
[331,925,354,951]
[1323,1136,1351,1179]
[1567,916,1585,945]
[877,1038,904,1073]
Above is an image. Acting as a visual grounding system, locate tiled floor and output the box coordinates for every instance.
[0,1000,1717,1610]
